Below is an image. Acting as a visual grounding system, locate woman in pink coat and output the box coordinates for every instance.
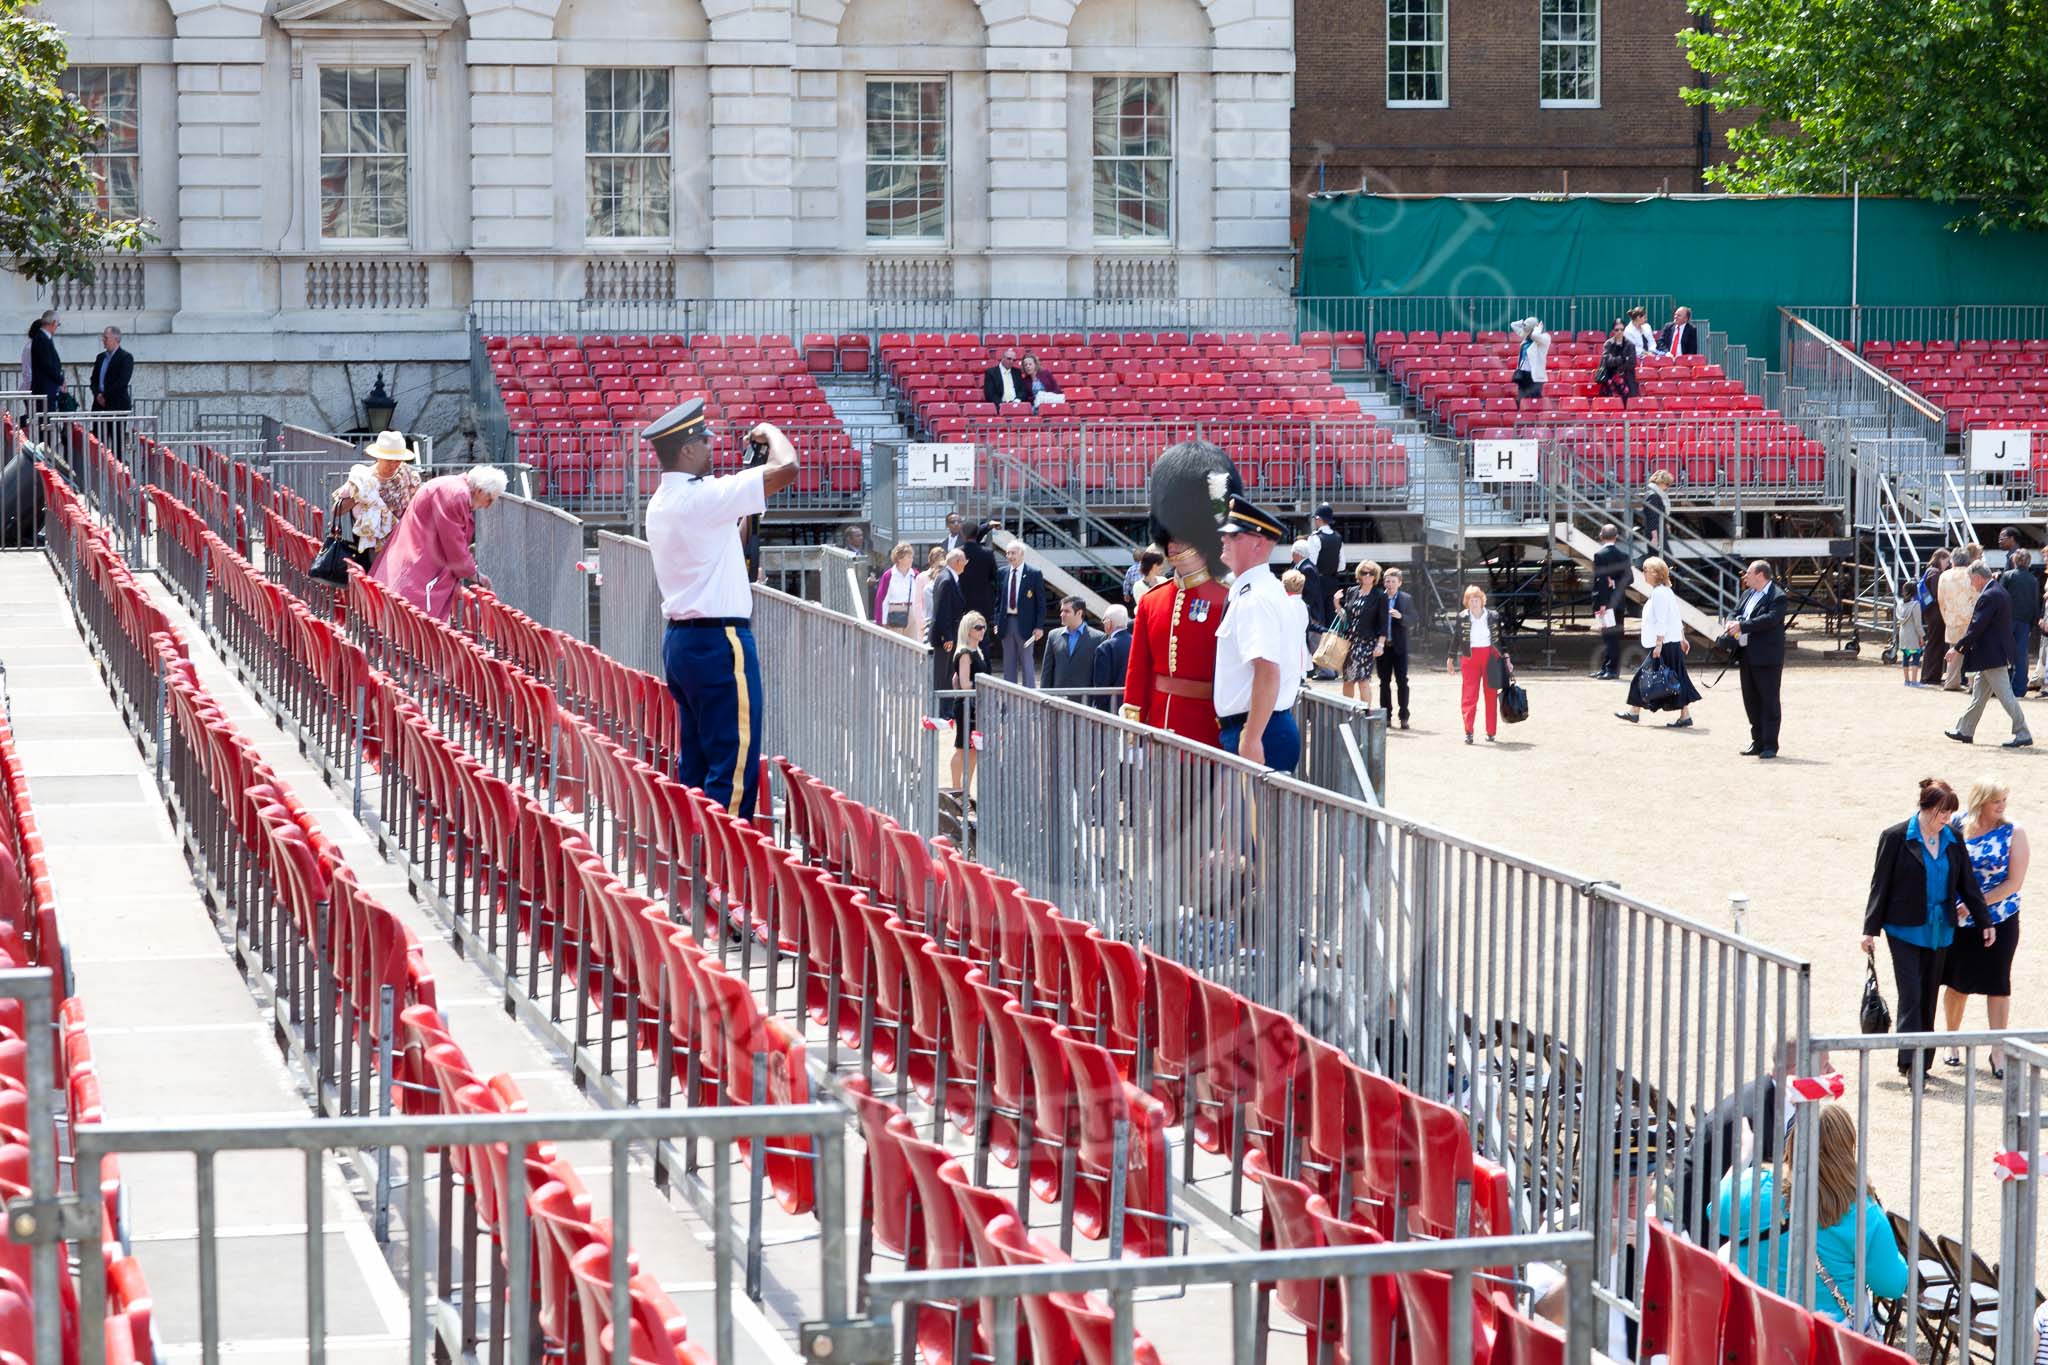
[370,466,507,616]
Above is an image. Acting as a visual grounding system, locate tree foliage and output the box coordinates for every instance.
[1680,0,2048,232]
[0,0,152,286]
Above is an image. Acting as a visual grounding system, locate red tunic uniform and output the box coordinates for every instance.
[1121,573,1229,747]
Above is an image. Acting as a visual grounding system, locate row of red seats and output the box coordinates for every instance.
[1641,1220,1908,1365]
[135,484,721,1363]
[509,430,864,503]
[1857,341,2048,432]
[934,424,1409,498]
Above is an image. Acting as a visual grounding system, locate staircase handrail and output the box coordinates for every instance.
[1939,468,1981,553]
[1777,308,1948,441]
[1553,475,1744,620]
[981,445,1138,577]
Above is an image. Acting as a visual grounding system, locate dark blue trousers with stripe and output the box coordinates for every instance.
[663,621,764,820]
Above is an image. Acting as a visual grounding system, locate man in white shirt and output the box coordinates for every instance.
[1212,494,1303,772]
[644,398,799,820]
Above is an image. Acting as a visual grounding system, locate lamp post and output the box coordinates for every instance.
[362,371,397,434]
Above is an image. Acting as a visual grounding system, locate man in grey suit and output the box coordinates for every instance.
[1039,596,1104,690]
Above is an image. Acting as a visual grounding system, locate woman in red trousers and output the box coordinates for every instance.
[1448,583,1510,743]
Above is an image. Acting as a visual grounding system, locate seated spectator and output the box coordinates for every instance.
[1623,306,1661,358]
[1659,305,1701,356]
[1598,319,1640,406]
[1021,353,1065,409]
[982,347,1025,405]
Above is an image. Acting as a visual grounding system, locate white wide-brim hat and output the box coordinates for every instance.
[363,430,417,462]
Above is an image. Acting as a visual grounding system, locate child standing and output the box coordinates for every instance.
[1896,585,1925,685]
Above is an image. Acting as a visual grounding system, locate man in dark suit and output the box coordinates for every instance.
[981,347,1025,406]
[1374,566,1416,728]
[90,327,133,411]
[1657,306,1700,357]
[26,313,64,408]
[1721,559,1787,758]
[994,538,1045,684]
[941,512,965,555]
[958,519,998,618]
[1948,562,2032,747]
[929,548,968,692]
[1311,505,1343,582]
[1092,604,1133,710]
[1040,596,1104,690]
[1999,544,2041,697]
[1589,523,1631,679]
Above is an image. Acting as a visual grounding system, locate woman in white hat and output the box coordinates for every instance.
[331,429,421,570]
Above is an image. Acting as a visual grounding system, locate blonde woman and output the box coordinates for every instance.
[872,541,920,637]
[1336,561,1384,702]
[1642,469,1676,558]
[330,429,421,569]
[949,611,990,793]
[1617,556,1700,727]
[1447,583,1509,744]
[1944,780,2029,1076]
[916,545,947,640]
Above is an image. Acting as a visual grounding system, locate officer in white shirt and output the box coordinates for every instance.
[1212,493,1303,772]
[644,398,799,820]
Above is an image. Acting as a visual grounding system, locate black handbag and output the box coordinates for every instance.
[1859,949,1892,1035]
[1637,657,1681,705]
[309,531,355,585]
[1499,680,1529,724]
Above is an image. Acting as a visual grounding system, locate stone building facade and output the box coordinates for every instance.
[10,0,1295,441]
[1291,0,1743,233]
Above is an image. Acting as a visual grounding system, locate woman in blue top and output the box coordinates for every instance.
[1943,779,2029,1077]
[1716,1104,1909,1326]
[1861,778,1992,1078]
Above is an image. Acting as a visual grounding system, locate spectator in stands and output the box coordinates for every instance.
[1131,548,1168,603]
[1659,305,1701,356]
[1863,778,1993,1078]
[1374,567,1415,730]
[1946,561,2031,747]
[25,312,64,410]
[1616,556,1700,729]
[981,347,1025,405]
[1312,505,1343,583]
[371,464,505,617]
[90,327,133,412]
[1897,582,1926,686]
[1093,605,1133,710]
[1640,469,1675,561]
[995,539,1047,685]
[1448,583,1510,744]
[1623,306,1661,358]
[1040,596,1103,690]
[2003,546,2042,698]
[1597,319,1639,406]
[1335,561,1383,704]
[1510,317,1550,410]
[1676,1040,1805,1240]
[948,611,989,794]
[1019,353,1063,410]
[872,542,920,637]
[1919,549,1953,687]
[929,548,968,693]
[1716,1103,1908,1325]
[1590,523,1630,680]
[330,430,422,571]
[1943,779,2028,1077]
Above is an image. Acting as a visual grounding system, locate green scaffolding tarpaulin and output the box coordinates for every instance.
[1299,195,2048,364]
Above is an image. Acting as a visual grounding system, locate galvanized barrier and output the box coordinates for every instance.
[595,529,664,673]
[473,492,590,639]
[1777,309,1949,452]
[1777,1030,2048,1364]
[1296,687,1388,804]
[0,969,66,1365]
[855,1231,1603,1365]
[1787,303,2048,349]
[761,543,868,617]
[971,677,1810,1296]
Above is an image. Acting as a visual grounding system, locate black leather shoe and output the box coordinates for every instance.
[1758,749,1778,759]
[1740,744,1761,756]
[2003,736,2035,748]
[1587,668,1608,679]
[1947,730,1974,744]
[1614,712,1638,724]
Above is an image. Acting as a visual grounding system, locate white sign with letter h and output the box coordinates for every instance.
[1473,439,1539,484]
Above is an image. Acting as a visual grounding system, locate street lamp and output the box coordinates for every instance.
[362,371,397,434]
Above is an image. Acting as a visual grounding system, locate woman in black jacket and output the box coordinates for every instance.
[1861,778,1993,1078]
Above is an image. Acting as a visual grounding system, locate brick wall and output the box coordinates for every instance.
[1292,0,1744,236]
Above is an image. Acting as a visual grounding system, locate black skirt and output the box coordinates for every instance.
[1942,914,2020,996]
[1626,641,1703,711]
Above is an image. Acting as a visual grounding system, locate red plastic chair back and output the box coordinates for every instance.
[1640,1219,1730,1365]
[1722,1272,1816,1365]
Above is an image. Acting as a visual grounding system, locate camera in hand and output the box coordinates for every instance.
[742,435,770,469]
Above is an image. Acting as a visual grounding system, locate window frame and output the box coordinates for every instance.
[58,66,141,218]
[315,63,414,246]
[1539,0,1601,108]
[1089,74,1175,244]
[862,76,951,246]
[583,67,677,244]
[1384,0,1449,109]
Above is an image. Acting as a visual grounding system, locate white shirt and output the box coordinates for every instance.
[1639,583,1685,648]
[647,467,767,621]
[1467,610,1492,650]
[1623,321,1659,357]
[882,567,914,608]
[1214,563,1303,716]
[1286,594,1312,675]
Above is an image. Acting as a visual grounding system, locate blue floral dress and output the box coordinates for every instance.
[1946,819,2021,996]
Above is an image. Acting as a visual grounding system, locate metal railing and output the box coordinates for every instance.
[971,677,1810,1295]
[1778,309,1949,455]
[594,529,663,672]
[474,492,591,639]
[0,970,64,1365]
[1787,304,2048,349]
[760,543,869,617]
